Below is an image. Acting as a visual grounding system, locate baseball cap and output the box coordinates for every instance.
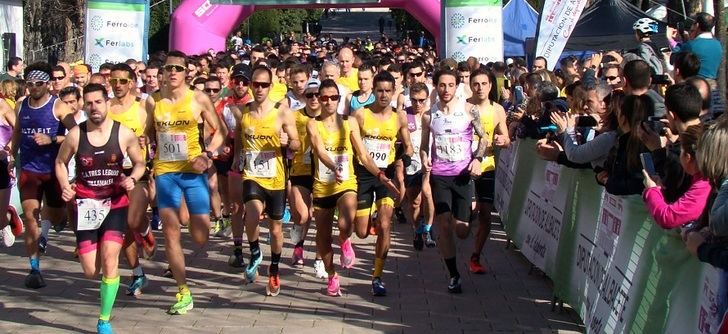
[506,58,514,66]
[230,63,251,80]
[304,79,321,93]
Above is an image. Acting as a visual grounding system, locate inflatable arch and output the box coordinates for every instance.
[170,0,441,55]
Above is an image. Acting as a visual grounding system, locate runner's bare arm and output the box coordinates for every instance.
[120,126,146,183]
[420,112,432,166]
[282,108,301,151]
[52,101,76,144]
[196,91,224,154]
[397,110,414,157]
[469,104,488,159]
[0,100,14,154]
[231,105,243,169]
[494,104,510,148]
[143,96,157,147]
[54,126,79,191]
[306,119,337,172]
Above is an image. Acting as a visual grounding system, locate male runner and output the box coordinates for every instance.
[349,71,412,296]
[467,69,509,273]
[10,62,76,288]
[205,76,229,237]
[107,63,157,296]
[55,83,146,334]
[420,68,488,293]
[279,64,309,112]
[144,51,224,314]
[308,79,399,296]
[344,63,375,115]
[233,65,300,296]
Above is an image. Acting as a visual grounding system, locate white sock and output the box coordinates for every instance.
[40,220,51,238]
[140,225,150,237]
[132,265,144,276]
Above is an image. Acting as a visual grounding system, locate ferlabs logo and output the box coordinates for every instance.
[90,16,104,31]
[450,13,465,29]
[456,35,468,45]
[94,38,105,48]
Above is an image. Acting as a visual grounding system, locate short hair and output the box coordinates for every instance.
[252,64,273,82]
[51,65,66,76]
[251,45,266,54]
[623,59,651,89]
[409,82,429,96]
[686,76,712,110]
[83,83,109,100]
[386,63,402,74]
[407,60,425,73]
[433,68,459,86]
[373,70,395,87]
[6,57,21,71]
[674,52,700,78]
[110,63,137,82]
[693,12,715,32]
[358,62,375,75]
[166,50,189,66]
[146,60,162,71]
[59,86,81,100]
[665,82,701,122]
[321,60,339,73]
[698,117,728,186]
[457,61,470,72]
[24,62,52,78]
[534,56,548,67]
[319,78,339,94]
[538,82,560,101]
[99,63,114,72]
[288,64,310,78]
[205,76,222,86]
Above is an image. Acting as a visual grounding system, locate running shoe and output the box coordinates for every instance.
[221,218,232,238]
[211,218,223,237]
[327,274,342,296]
[371,277,387,296]
[53,220,67,233]
[282,207,291,224]
[395,208,406,224]
[469,256,486,274]
[140,230,157,260]
[168,292,194,315]
[413,231,424,251]
[97,319,113,334]
[126,275,148,296]
[8,205,22,236]
[340,238,356,269]
[24,269,46,289]
[244,251,262,283]
[292,245,304,266]
[150,211,161,231]
[289,224,303,245]
[369,211,378,236]
[162,266,174,278]
[448,276,462,294]
[0,224,14,247]
[424,230,437,248]
[228,247,245,268]
[313,259,327,279]
[266,272,281,296]
[38,235,48,254]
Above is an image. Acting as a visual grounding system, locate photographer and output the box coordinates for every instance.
[519,81,564,139]
[671,12,722,81]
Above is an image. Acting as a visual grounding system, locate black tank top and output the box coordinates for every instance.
[74,121,127,206]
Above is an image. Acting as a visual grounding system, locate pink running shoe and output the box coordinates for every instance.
[327,274,342,296]
[292,245,304,266]
[340,238,356,269]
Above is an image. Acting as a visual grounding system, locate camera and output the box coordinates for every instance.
[651,74,671,85]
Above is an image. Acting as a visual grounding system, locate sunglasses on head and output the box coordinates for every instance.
[409,71,424,77]
[28,81,47,87]
[163,64,186,73]
[319,94,340,102]
[251,81,271,89]
[204,88,221,94]
[51,76,65,81]
[305,92,320,99]
[109,78,131,85]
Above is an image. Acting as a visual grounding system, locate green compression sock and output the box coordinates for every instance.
[99,276,120,321]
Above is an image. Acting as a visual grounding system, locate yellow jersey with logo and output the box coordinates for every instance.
[291,109,313,177]
[359,108,398,168]
[109,98,147,168]
[473,102,496,173]
[152,90,203,175]
[241,107,285,190]
[336,68,359,93]
[313,118,357,197]
[269,82,287,103]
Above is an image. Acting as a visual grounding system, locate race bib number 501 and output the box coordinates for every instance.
[76,198,111,231]
[158,133,189,162]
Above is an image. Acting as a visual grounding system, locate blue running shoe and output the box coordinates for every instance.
[372,278,386,296]
[282,207,291,224]
[97,319,113,334]
[126,275,148,296]
[244,251,262,283]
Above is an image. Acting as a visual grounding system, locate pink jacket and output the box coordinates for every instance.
[643,174,712,229]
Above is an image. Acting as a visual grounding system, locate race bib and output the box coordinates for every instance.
[435,134,470,162]
[245,150,276,178]
[364,138,391,168]
[158,133,189,162]
[76,198,111,231]
[406,133,422,175]
[319,154,350,183]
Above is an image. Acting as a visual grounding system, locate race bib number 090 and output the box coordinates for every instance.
[158,133,189,162]
[364,138,391,168]
[76,198,111,231]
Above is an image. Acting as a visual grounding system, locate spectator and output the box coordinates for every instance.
[533,56,547,72]
[0,80,18,109]
[643,124,710,229]
[672,52,700,82]
[631,18,666,76]
[672,12,723,81]
[0,56,23,81]
[685,76,723,122]
[601,64,624,92]
[623,59,666,117]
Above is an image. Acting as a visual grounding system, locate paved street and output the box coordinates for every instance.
[0,215,584,334]
[320,8,398,42]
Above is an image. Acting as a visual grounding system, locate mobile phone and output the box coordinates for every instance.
[514,85,524,105]
[576,115,598,127]
[646,116,666,135]
[503,78,511,90]
[640,152,657,177]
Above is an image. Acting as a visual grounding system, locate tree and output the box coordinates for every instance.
[24,0,85,63]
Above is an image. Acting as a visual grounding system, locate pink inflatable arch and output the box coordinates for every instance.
[170,0,441,55]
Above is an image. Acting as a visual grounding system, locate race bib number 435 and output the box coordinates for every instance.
[364,138,391,168]
[76,198,111,231]
[158,133,189,162]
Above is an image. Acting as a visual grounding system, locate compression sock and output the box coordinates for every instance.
[373,257,385,279]
[132,265,144,277]
[99,276,120,321]
[270,252,281,275]
[29,257,40,271]
[423,224,432,233]
[249,240,261,260]
[445,257,459,279]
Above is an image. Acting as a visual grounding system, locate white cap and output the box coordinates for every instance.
[506,58,514,66]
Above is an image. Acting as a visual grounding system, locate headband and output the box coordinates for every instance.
[26,70,50,82]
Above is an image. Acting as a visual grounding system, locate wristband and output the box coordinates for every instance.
[473,156,483,162]
[51,135,58,144]
[377,171,385,180]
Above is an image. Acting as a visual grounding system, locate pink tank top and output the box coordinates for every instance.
[430,100,473,176]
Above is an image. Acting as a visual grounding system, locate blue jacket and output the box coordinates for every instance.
[675,37,722,79]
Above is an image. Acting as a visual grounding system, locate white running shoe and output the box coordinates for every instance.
[0,224,14,247]
[314,259,327,279]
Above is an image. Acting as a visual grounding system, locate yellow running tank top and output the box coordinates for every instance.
[473,102,497,173]
[313,117,357,197]
[109,98,147,167]
[241,106,285,190]
[359,108,398,169]
[152,90,204,175]
[290,109,313,177]
[336,68,359,93]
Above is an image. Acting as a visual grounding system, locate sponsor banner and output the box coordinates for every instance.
[500,139,724,333]
[494,141,518,222]
[534,0,588,70]
[443,0,503,63]
[85,0,149,71]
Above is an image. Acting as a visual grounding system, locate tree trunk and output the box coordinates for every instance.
[715,0,726,100]
[23,0,85,64]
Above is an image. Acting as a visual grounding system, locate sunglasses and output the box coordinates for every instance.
[204,88,221,94]
[251,81,271,89]
[410,98,427,104]
[51,76,65,81]
[305,92,320,99]
[109,78,131,85]
[163,64,186,73]
[320,94,340,102]
[605,76,618,81]
[28,81,47,87]
[409,71,424,77]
